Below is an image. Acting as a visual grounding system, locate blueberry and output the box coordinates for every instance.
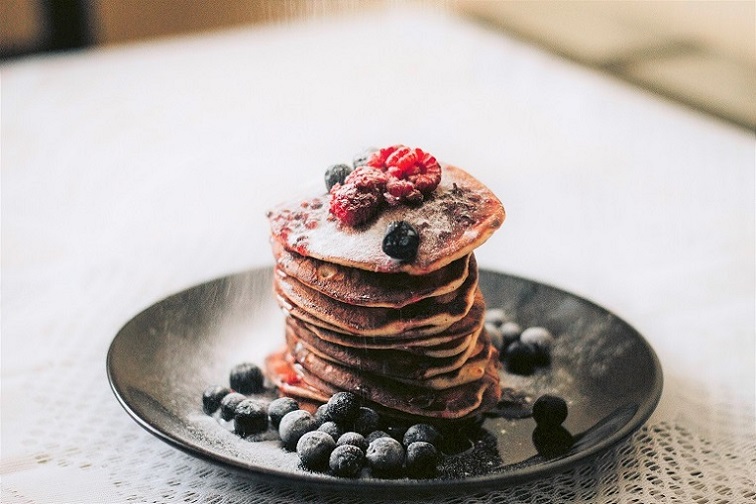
[532,425,574,457]
[233,399,268,437]
[352,148,378,169]
[336,432,368,452]
[279,410,318,450]
[386,424,408,442]
[268,397,299,429]
[325,164,353,191]
[366,430,391,444]
[325,392,361,424]
[405,441,439,478]
[329,444,365,477]
[202,385,231,415]
[366,437,405,475]
[382,221,419,261]
[484,308,507,327]
[297,431,336,470]
[229,362,264,394]
[520,326,553,365]
[314,404,331,425]
[317,421,343,441]
[500,322,523,349]
[352,407,381,435]
[532,395,568,427]
[220,392,247,421]
[402,424,440,448]
[505,341,537,375]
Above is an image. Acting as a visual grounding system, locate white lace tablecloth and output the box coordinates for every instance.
[2,7,754,503]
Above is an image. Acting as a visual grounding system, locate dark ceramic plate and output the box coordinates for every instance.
[107,268,662,494]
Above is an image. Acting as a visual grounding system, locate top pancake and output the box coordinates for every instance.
[267,165,505,275]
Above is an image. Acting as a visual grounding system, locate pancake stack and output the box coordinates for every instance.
[265,153,505,423]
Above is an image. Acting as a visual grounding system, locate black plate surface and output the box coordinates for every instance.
[107,268,662,494]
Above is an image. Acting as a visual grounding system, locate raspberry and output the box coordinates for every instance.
[328,166,388,226]
[329,183,382,226]
[385,178,422,206]
[366,145,441,202]
[329,145,442,225]
[344,166,388,195]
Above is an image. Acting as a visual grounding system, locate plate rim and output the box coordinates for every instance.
[107,266,663,494]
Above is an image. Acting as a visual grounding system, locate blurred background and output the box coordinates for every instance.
[1,0,754,130]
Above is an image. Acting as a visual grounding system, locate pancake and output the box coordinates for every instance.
[286,318,486,381]
[265,347,502,420]
[393,343,499,391]
[265,349,330,403]
[299,290,486,355]
[266,165,505,275]
[273,263,479,337]
[294,317,477,358]
[272,240,471,308]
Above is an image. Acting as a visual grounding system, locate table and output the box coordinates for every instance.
[2,7,754,503]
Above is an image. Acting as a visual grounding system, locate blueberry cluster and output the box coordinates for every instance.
[286,392,442,478]
[201,362,272,437]
[484,309,554,375]
[201,370,443,479]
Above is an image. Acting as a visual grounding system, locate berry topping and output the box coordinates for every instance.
[279,410,318,450]
[219,392,247,421]
[233,399,268,437]
[405,441,439,478]
[366,437,405,475]
[532,395,568,427]
[328,145,442,225]
[267,397,299,429]
[297,431,336,470]
[402,424,440,448]
[382,221,420,261]
[366,144,442,198]
[202,385,231,415]
[329,444,365,477]
[325,392,361,425]
[324,164,353,192]
[229,362,265,394]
